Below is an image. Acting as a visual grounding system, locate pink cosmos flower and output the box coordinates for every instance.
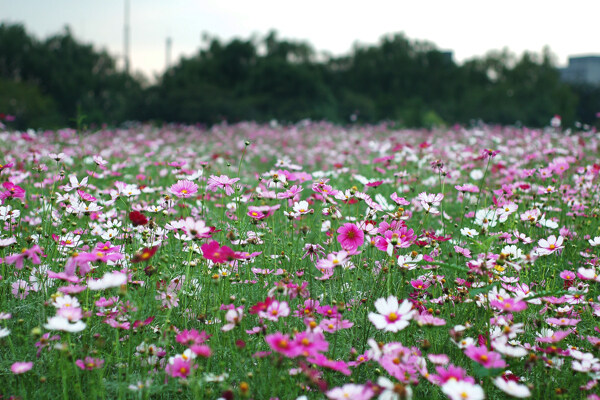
[536,329,572,343]
[176,329,210,347]
[301,243,325,261]
[560,270,576,281]
[433,364,475,385]
[490,297,528,313]
[92,155,108,168]
[207,175,239,196]
[260,299,290,322]
[181,217,214,239]
[536,235,564,256]
[277,184,303,199]
[546,317,580,327]
[190,344,212,358]
[222,306,244,331]
[4,245,44,270]
[11,361,33,374]
[0,162,14,172]
[391,192,411,205]
[0,181,26,202]
[265,332,298,358]
[464,345,507,369]
[307,353,351,375]
[319,318,354,333]
[75,357,104,370]
[427,354,450,365]
[11,279,29,299]
[454,245,472,258]
[292,331,329,357]
[77,189,97,202]
[414,312,446,326]
[316,251,348,270]
[247,209,266,220]
[169,180,198,198]
[201,241,241,264]
[337,223,364,251]
[410,279,430,291]
[455,184,480,193]
[165,357,193,378]
[368,296,415,332]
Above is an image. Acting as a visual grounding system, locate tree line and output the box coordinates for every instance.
[1,23,599,130]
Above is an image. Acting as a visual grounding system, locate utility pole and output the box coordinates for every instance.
[124,0,130,73]
[166,37,172,70]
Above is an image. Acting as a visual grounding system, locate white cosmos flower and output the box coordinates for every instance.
[461,227,479,237]
[493,377,531,398]
[470,169,484,180]
[44,316,86,332]
[52,295,80,309]
[442,380,485,400]
[377,376,413,400]
[368,296,415,332]
[87,271,127,290]
[293,200,312,215]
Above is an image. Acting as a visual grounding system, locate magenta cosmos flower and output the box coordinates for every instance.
[11,361,33,374]
[464,345,506,369]
[337,223,364,251]
[165,357,193,378]
[201,241,241,264]
[169,180,198,198]
[265,332,299,358]
[368,296,415,332]
[1,181,26,202]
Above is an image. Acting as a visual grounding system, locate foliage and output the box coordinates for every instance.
[0,23,599,128]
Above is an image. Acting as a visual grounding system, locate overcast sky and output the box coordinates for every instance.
[2,0,599,79]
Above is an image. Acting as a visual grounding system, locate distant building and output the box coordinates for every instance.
[560,55,600,86]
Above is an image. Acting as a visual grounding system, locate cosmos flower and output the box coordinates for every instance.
[75,357,105,370]
[11,361,33,374]
[493,377,531,398]
[44,315,86,332]
[368,296,415,332]
[265,332,298,358]
[326,383,374,400]
[131,246,159,263]
[441,380,485,400]
[464,345,506,369]
[129,210,148,226]
[535,235,564,256]
[206,175,239,196]
[336,223,364,251]
[165,357,193,378]
[169,180,198,198]
[87,271,127,290]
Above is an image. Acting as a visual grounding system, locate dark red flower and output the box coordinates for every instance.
[132,246,158,263]
[129,211,148,226]
[249,297,274,314]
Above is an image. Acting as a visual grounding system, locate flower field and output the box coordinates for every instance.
[1,122,599,399]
